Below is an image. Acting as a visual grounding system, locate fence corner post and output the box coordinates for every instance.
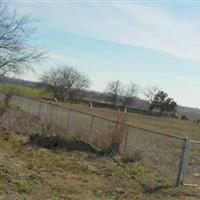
[176,137,191,186]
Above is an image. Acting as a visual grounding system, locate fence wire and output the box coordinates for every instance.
[123,126,183,181]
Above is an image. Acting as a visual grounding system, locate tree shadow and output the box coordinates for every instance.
[28,134,98,153]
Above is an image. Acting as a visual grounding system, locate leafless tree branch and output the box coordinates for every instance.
[41,66,90,101]
[0,5,45,79]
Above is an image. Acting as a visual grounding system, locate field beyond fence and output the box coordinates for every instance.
[0,93,199,187]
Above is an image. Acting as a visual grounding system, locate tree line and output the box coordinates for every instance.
[40,66,177,116]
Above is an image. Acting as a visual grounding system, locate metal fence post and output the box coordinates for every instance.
[89,116,94,144]
[123,125,129,159]
[176,137,191,186]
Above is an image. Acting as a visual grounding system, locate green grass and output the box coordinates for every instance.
[0,83,53,99]
[0,134,199,200]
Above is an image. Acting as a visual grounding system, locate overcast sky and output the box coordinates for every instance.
[4,0,200,108]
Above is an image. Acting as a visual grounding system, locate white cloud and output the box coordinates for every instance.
[116,4,174,28]
[51,2,200,63]
[48,52,78,65]
[162,74,200,85]
[107,3,200,63]
[9,1,200,63]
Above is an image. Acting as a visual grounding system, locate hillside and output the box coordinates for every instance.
[178,106,200,119]
[0,133,199,200]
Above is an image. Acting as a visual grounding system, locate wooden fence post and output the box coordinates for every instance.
[89,116,94,144]
[176,137,191,186]
[67,110,71,132]
[38,101,42,118]
[123,125,129,159]
[50,105,53,123]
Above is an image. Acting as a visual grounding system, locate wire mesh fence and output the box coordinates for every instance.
[185,141,200,186]
[0,93,200,186]
[122,126,184,182]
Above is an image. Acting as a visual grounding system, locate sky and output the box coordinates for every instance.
[2,0,200,108]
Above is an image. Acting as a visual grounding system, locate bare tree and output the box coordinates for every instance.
[0,5,45,79]
[41,66,90,101]
[41,68,63,100]
[0,85,19,119]
[122,82,139,107]
[106,80,123,106]
[142,86,159,110]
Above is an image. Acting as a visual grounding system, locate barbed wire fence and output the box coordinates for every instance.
[0,93,199,187]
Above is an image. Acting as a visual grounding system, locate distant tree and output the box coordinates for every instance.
[106,80,123,106]
[142,86,159,110]
[41,66,90,101]
[122,82,139,107]
[0,5,45,79]
[164,97,178,114]
[150,90,177,115]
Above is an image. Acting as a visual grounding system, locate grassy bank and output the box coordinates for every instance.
[0,134,199,200]
[0,83,53,99]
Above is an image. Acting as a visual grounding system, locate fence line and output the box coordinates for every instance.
[27,96,186,141]
[0,93,199,187]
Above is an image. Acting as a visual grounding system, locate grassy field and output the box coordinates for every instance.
[0,83,53,99]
